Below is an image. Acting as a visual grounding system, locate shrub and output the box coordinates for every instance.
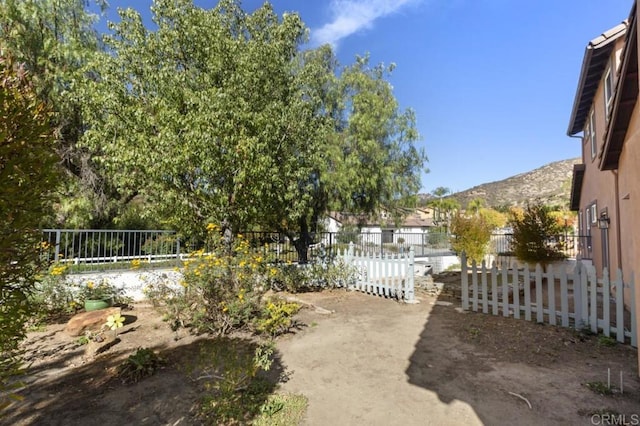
[196,339,277,423]
[145,224,269,335]
[450,214,492,265]
[0,54,57,412]
[254,298,301,337]
[267,258,356,293]
[117,347,164,384]
[30,263,77,319]
[509,202,566,264]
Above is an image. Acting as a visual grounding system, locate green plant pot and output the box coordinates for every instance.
[84,297,113,312]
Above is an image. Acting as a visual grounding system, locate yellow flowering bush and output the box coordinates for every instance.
[147,224,272,335]
[254,298,301,336]
[30,263,76,318]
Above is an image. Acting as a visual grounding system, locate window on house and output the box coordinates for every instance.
[590,203,597,225]
[589,110,596,159]
[578,211,583,234]
[604,65,613,116]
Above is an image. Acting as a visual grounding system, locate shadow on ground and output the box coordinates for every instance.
[4,337,286,426]
[405,271,640,425]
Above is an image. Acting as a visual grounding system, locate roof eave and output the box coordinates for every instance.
[569,164,586,211]
[567,22,628,136]
[601,4,638,170]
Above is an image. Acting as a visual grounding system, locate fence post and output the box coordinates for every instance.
[461,252,469,310]
[405,247,415,302]
[573,263,583,330]
[176,235,181,263]
[54,230,61,263]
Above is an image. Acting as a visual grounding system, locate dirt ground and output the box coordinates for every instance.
[3,272,640,426]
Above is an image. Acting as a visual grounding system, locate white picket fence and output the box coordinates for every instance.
[460,253,637,346]
[341,242,415,302]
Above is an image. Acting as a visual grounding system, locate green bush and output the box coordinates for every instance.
[196,339,277,423]
[0,54,57,412]
[450,214,491,265]
[268,259,356,293]
[117,347,164,384]
[144,224,270,335]
[254,298,301,337]
[509,203,566,264]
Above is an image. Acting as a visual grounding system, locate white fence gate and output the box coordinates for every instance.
[460,253,637,346]
[341,242,415,302]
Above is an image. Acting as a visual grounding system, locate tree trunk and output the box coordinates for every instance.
[293,217,313,264]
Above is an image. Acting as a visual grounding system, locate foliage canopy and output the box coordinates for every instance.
[509,202,566,264]
[0,52,57,411]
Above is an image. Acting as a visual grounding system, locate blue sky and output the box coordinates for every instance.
[98,0,633,194]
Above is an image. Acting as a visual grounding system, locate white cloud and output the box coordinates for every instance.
[311,0,421,48]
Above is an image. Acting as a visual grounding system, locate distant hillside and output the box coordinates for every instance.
[441,158,580,209]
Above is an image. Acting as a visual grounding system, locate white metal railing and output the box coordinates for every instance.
[42,229,181,270]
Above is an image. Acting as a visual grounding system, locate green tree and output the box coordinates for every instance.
[450,214,491,265]
[428,189,459,234]
[0,0,131,228]
[275,52,425,261]
[0,53,57,411]
[467,198,485,216]
[478,207,507,230]
[509,202,565,264]
[81,0,426,260]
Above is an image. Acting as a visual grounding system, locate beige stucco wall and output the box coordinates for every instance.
[618,102,640,292]
[578,39,625,277]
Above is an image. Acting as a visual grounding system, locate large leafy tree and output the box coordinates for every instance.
[80,0,426,259]
[82,0,318,240]
[0,0,131,228]
[0,53,57,411]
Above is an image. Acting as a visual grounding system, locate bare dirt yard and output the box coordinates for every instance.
[3,272,640,425]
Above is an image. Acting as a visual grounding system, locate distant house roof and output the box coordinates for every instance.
[567,21,628,136]
[329,209,435,228]
[601,2,638,170]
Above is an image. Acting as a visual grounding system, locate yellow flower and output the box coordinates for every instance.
[206,223,218,232]
[269,268,278,277]
[105,313,125,330]
[50,264,67,276]
[131,259,141,269]
[87,281,95,289]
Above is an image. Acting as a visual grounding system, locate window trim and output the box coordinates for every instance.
[588,110,596,160]
[604,65,613,116]
[590,203,598,225]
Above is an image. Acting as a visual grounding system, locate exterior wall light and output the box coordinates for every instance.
[597,214,610,230]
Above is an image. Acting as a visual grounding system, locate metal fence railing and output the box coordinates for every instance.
[41,229,588,272]
[42,229,181,271]
[242,231,454,264]
[41,229,456,271]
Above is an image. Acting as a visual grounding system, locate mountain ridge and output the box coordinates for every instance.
[421,158,581,209]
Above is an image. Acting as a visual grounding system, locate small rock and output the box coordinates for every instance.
[434,301,453,307]
[65,307,122,337]
[84,333,118,358]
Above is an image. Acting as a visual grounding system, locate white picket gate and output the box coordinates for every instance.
[460,253,637,347]
[340,242,415,302]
